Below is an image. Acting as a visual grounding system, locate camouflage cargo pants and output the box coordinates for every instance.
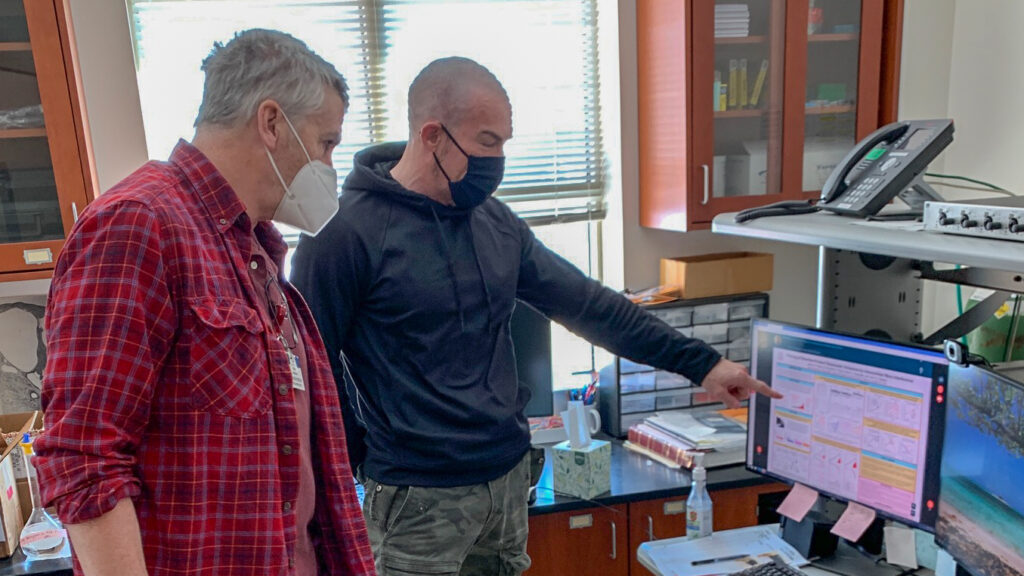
[361,452,532,576]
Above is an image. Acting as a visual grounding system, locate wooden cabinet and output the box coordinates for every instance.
[637,0,903,231]
[528,483,787,576]
[0,0,93,280]
[526,504,630,576]
[627,495,688,576]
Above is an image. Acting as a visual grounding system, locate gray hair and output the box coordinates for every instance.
[407,56,507,133]
[195,29,348,127]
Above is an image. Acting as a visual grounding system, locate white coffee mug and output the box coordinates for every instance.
[563,401,601,449]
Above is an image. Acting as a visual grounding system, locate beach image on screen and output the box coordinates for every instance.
[937,366,1024,576]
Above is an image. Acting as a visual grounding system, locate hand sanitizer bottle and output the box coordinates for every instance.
[686,453,713,539]
[19,433,68,559]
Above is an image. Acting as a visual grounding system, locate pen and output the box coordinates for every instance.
[691,553,749,566]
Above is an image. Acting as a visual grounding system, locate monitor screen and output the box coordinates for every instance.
[936,364,1024,576]
[510,301,554,418]
[746,319,949,530]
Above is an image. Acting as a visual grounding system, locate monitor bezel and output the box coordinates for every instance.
[745,318,949,533]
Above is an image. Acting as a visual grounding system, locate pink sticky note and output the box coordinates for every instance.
[831,501,877,542]
[777,483,819,522]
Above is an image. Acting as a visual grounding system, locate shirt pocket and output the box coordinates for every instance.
[187,297,271,418]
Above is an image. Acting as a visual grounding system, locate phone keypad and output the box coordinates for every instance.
[844,176,883,207]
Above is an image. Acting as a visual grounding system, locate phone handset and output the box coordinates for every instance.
[819,122,910,204]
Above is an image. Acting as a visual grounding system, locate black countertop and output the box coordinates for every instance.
[529,439,773,515]
[0,438,774,575]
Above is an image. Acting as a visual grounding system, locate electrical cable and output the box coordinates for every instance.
[925,172,1014,194]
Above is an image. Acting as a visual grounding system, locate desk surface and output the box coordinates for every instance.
[712,211,1024,271]
[530,440,776,515]
[639,530,935,576]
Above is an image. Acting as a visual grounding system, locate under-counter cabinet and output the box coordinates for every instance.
[637,0,903,231]
[0,0,93,279]
[527,482,787,576]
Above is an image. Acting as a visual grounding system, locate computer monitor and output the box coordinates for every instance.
[510,301,554,418]
[935,363,1024,576]
[746,319,949,530]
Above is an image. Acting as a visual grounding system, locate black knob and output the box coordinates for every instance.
[984,217,1002,230]
[939,212,956,226]
[1011,218,1024,233]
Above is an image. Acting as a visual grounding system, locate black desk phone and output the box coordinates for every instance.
[734,119,954,222]
[818,118,954,217]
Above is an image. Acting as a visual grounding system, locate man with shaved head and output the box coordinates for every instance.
[292,56,781,575]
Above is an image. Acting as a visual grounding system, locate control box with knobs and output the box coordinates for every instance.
[924,197,1024,241]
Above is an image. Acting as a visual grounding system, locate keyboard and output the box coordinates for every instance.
[729,556,809,576]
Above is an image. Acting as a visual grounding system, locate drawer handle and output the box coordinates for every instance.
[701,164,710,205]
[647,515,655,541]
[610,520,617,560]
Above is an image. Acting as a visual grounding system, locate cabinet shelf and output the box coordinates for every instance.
[714,109,764,119]
[715,35,767,45]
[805,105,855,115]
[808,33,858,42]
[0,42,32,52]
[0,128,46,139]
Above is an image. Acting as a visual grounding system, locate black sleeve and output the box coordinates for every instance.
[513,218,722,384]
[290,212,373,471]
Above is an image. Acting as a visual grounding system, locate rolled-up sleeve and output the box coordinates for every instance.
[34,201,175,524]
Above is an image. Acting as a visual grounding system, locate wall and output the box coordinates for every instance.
[67,0,149,193]
[899,0,1024,338]
[610,1,819,326]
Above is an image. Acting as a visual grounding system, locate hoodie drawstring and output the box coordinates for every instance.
[430,206,467,331]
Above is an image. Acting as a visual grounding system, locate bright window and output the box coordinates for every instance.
[129,0,608,390]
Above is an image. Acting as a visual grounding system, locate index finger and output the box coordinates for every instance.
[752,378,783,399]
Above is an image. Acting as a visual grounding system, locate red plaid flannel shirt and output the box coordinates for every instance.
[35,141,375,576]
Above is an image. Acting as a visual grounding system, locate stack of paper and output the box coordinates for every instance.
[638,524,809,576]
[715,4,750,38]
[646,410,747,451]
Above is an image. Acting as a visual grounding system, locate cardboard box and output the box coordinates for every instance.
[0,411,42,558]
[660,252,773,299]
[552,439,611,499]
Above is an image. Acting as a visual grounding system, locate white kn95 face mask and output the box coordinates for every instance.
[265,111,339,236]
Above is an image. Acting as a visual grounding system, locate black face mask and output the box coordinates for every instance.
[433,124,505,209]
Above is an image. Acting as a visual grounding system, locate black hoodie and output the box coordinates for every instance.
[291,142,723,487]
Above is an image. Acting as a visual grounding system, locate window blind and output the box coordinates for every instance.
[129,0,605,234]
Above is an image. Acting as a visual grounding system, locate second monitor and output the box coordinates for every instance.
[746,319,949,530]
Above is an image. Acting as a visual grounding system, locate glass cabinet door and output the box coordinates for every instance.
[0,0,65,247]
[692,0,787,222]
[802,0,862,193]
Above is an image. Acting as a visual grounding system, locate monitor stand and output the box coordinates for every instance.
[781,497,839,559]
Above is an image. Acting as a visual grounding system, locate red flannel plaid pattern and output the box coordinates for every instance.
[35,141,374,575]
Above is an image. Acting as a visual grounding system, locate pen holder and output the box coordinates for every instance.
[552,439,611,499]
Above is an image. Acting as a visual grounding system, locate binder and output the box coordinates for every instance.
[738,59,749,108]
[728,59,738,109]
[750,59,769,107]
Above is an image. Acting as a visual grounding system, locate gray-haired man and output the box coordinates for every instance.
[35,29,374,575]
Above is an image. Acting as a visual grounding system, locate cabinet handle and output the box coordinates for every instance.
[647,515,655,541]
[701,164,710,205]
[71,202,79,223]
[606,518,614,557]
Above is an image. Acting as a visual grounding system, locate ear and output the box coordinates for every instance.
[420,121,445,152]
[256,100,284,150]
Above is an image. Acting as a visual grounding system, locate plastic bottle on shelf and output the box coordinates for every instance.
[686,452,713,539]
[19,433,68,559]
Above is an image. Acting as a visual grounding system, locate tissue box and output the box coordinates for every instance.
[552,439,611,499]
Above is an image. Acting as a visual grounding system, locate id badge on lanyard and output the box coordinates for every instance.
[282,336,305,391]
